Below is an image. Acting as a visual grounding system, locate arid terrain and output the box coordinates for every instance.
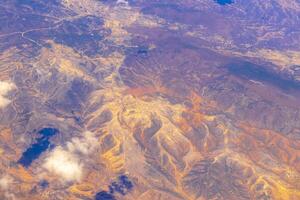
[1,0,300,200]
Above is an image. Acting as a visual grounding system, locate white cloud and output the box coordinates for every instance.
[43,147,83,182]
[0,81,16,108]
[67,131,98,155]
[43,131,99,183]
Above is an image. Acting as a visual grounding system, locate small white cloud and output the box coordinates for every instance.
[0,96,11,108]
[67,131,98,155]
[43,131,99,183]
[43,147,83,182]
[0,81,16,108]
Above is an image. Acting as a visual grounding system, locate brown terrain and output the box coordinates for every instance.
[0,0,300,200]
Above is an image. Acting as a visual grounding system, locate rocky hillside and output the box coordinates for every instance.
[0,0,300,200]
